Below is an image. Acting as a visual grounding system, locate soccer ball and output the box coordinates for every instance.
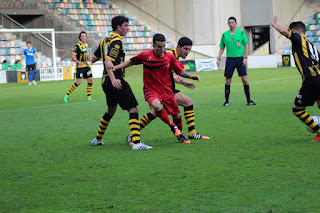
[306,116,320,133]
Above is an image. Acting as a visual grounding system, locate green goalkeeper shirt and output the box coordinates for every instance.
[219,29,248,58]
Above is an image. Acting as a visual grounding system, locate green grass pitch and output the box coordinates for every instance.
[1,66,320,212]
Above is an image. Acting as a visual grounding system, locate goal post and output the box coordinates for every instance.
[0,28,58,80]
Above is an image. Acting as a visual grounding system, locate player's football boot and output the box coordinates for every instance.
[132,142,153,150]
[222,102,229,107]
[29,82,31,86]
[32,80,37,85]
[63,95,68,103]
[87,98,93,102]
[312,134,320,142]
[177,134,191,143]
[170,125,181,137]
[126,134,133,146]
[188,132,210,140]
[247,100,257,105]
[91,138,104,146]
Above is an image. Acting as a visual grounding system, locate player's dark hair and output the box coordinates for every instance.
[228,16,237,22]
[27,42,31,45]
[289,21,306,34]
[177,37,193,47]
[3,60,7,63]
[153,33,166,44]
[112,16,129,31]
[79,31,87,40]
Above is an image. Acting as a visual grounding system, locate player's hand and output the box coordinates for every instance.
[271,15,278,24]
[173,75,183,84]
[182,81,196,89]
[189,75,200,81]
[216,59,220,66]
[243,58,247,66]
[112,79,122,89]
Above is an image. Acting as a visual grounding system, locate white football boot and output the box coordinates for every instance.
[91,138,104,146]
[132,142,153,150]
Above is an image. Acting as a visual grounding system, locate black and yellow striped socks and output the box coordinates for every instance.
[129,113,140,144]
[96,113,112,141]
[184,105,197,137]
[66,83,78,97]
[87,83,92,99]
[139,112,156,131]
[293,108,320,133]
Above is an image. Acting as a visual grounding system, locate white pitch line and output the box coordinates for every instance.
[0,76,144,90]
[0,76,300,113]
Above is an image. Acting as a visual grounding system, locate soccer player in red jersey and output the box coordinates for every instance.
[113,33,200,144]
[136,37,210,141]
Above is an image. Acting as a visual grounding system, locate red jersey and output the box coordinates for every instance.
[130,50,184,97]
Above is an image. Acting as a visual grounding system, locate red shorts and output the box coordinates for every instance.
[144,92,180,115]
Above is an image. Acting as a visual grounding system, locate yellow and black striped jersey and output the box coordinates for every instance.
[288,29,320,81]
[166,47,179,60]
[72,41,90,68]
[93,32,125,79]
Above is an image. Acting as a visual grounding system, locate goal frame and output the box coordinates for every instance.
[0,28,58,80]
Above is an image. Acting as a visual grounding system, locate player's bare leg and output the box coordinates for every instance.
[175,92,210,140]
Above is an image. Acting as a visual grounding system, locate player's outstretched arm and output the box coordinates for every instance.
[182,81,196,89]
[271,15,290,37]
[179,70,200,81]
[114,60,133,71]
[173,75,184,84]
[91,56,99,64]
[173,75,196,89]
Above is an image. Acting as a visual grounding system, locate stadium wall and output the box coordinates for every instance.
[116,0,310,57]
[114,0,242,57]
[271,0,307,54]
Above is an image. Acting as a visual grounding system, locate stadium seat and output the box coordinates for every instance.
[310,25,316,31]
[312,30,317,36]
[318,7,320,13]
[10,55,15,63]
[316,19,319,25]
[309,19,315,25]
[314,36,319,42]
[313,13,317,19]
[308,36,313,42]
